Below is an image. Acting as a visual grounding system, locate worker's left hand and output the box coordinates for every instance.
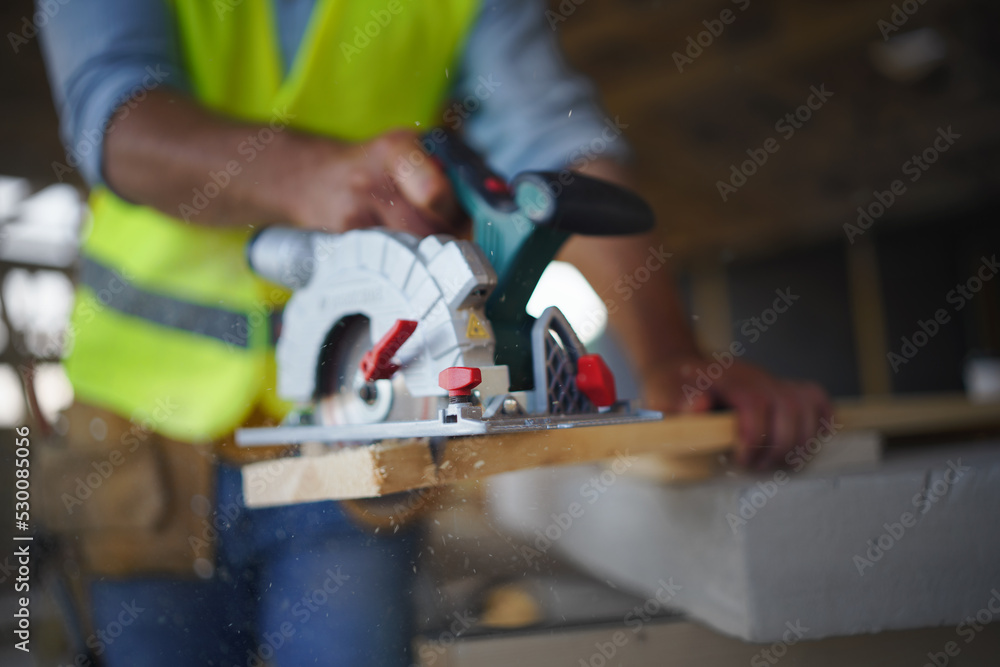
[641,356,832,470]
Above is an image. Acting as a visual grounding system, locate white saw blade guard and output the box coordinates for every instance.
[273,229,500,402]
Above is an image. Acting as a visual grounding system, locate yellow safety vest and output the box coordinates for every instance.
[65,0,479,443]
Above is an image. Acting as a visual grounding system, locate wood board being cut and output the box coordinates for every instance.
[242,393,1000,507]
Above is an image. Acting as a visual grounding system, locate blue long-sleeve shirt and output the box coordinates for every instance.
[37,0,629,187]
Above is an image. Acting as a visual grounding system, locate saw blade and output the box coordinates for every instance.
[316,315,438,433]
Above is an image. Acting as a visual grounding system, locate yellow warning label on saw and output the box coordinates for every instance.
[467,312,489,339]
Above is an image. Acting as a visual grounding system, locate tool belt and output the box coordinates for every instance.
[38,403,429,580]
[38,402,216,578]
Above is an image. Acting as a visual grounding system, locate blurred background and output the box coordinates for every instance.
[1,0,999,664]
[8,0,998,421]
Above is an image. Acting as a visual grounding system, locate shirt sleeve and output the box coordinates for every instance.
[452,0,631,178]
[36,0,190,187]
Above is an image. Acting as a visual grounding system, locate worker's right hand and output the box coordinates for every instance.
[642,356,833,470]
[287,129,464,236]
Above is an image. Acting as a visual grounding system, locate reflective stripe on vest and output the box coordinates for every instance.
[64,0,480,442]
[79,256,252,347]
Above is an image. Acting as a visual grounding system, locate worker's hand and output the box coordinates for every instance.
[642,356,832,470]
[287,129,464,236]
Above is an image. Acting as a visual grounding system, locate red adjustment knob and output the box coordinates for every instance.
[576,354,617,407]
[438,367,482,398]
[360,319,418,382]
[483,176,509,195]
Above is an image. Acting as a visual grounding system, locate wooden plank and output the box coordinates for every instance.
[242,394,1000,506]
[636,393,1000,484]
[435,414,736,485]
[835,393,1000,435]
[624,452,728,484]
[244,413,736,506]
[243,438,438,507]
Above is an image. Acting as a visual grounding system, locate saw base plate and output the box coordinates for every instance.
[236,404,663,447]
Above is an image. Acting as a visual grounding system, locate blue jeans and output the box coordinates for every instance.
[89,464,419,667]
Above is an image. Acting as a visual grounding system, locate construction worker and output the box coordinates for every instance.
[37,0,831,664]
